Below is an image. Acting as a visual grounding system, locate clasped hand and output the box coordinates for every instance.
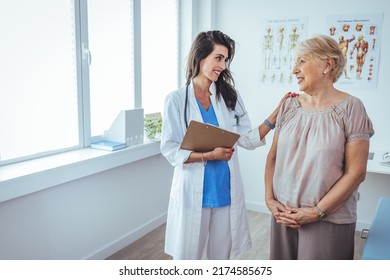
[266,199,318,228]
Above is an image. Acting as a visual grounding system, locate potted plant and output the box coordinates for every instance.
[144,112,162,141]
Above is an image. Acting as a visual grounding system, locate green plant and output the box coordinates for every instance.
[144,115,162,140]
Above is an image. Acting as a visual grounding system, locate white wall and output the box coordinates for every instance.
[0,154,173,259]
[212,0,390,229]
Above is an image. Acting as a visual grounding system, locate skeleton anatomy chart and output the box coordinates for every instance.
[326,13,383,90]
[259,17,308,85]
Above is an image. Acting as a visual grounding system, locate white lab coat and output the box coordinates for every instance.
[160,82,265,259]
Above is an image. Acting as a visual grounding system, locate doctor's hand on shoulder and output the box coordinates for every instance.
[267,92,299,122]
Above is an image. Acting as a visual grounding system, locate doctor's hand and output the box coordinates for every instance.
[276,92,299,110]
[266,92,299,127]
[205,147,235,161]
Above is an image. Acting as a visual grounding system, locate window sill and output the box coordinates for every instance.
[0,140,161,203]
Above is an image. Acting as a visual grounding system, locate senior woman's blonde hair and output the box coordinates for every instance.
[294,34,345,82]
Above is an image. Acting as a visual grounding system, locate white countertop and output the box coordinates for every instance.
[367,150,390,175]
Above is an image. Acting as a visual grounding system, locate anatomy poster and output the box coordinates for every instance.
[259,17,308,85]
[326,13,383,90]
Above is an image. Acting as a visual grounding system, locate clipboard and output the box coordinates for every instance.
[180,120,240,152]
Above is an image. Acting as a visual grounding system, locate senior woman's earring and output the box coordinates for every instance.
[323,71,327,74]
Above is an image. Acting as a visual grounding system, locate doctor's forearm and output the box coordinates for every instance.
[184,152,207,164]
[258,107,278,139]
[258,123,272,140]
[266,105,279,125]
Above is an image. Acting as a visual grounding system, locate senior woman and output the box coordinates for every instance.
[265,34,374,260]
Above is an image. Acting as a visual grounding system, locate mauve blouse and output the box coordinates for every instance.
[273,95,374,224]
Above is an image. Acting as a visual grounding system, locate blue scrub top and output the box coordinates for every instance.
[196,99,231,208]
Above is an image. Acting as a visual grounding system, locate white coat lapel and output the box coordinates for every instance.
[209,82,227,129]
[187,83,203,123]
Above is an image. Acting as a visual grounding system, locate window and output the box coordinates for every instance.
[0,0,178,166]
[0,0,79,164]
[87,0,135,137]
[141,0,178,114]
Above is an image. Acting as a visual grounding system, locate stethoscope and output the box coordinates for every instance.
[184,84,247,129]
[184,84,190,128]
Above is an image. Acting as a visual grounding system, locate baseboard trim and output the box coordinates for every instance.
[245,201,269,214]
[84,213,167,260]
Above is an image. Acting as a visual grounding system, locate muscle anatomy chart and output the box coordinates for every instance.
[327,13,383,90]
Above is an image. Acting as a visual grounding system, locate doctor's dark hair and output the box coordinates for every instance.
[185,30,237,111]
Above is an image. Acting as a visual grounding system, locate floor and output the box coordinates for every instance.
[106,211,366,260]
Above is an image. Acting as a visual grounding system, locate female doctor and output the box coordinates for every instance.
[160,30,294,260]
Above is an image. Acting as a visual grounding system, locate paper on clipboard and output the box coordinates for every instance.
[180,120,240,152]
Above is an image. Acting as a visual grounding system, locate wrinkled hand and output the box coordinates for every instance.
[275,205,319,228]
[266,198,300,228]
[266,198,285,216]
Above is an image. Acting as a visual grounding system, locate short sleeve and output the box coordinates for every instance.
[345,97,375,142]
[275,96,299,133]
